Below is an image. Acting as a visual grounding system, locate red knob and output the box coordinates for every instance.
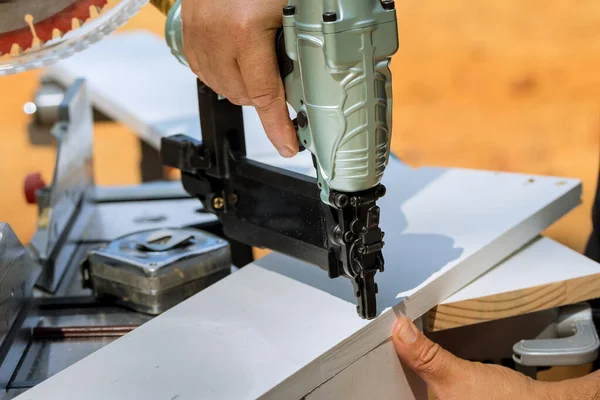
[24,172,46,204]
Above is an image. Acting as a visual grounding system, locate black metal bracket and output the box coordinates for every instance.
[161,81,385,319]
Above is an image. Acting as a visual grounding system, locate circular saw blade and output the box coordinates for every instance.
[0,0,78,33]
[0,0,147,75]
[0,0,109,55]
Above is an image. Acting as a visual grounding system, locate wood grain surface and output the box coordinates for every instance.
[428,274,600,331]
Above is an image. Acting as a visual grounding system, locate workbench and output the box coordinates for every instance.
[5,71,597,399]
[1,3,599,398]
[10,163,595,399]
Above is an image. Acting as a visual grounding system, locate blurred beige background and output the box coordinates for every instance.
[0,1,598,253]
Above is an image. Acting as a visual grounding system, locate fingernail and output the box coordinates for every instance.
[279,145,297,158]
[395,317,418,344]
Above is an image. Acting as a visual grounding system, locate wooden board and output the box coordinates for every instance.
[44,32,200,150]
[16,167,581,400]
[427,237,600,331]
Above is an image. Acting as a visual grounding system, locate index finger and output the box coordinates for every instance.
[237,31,297,157]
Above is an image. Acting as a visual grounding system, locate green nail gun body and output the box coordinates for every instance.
[164,0,399,319]
[278,2,398,204]
[0,0,398,318]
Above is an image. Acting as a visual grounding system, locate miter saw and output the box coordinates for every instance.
[0,0,399,319]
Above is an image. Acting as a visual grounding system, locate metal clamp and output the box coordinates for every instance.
[513,303,599,366]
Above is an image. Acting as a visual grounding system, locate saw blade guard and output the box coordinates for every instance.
[0,0,148,76]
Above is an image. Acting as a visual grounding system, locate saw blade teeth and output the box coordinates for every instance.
[90,5,103,17]
[0,0,109,54]
[0,30,34,56]
[71,18,83,30]
[52,28,64,40]
[10,43,23,56]
[31,39,44,51]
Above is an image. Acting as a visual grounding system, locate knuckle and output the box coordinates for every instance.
[249,88,281,110]
[233,15,257,41]
[228,96,250,106]
[414,341,443,374]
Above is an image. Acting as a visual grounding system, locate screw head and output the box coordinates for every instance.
[213,197,224,210]
[334,193,349,208]
[343,231,355,243]
[322,12,337,22]
[297,111,308,129]
[283,5,296,16]
[381,0,395,10]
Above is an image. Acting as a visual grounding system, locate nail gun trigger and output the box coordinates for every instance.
[275,28,294,80]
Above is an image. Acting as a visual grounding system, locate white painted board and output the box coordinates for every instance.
[20,265,366,400]
[43,31,314,175]
[17,167,581,400]
[46,31,199,149]
[259,169,581,400]
[308,238,600,399]
[306,340,426,400]
[257,167,581,312]
[443,236,600,304]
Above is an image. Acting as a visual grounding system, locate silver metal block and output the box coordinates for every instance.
[87,228,231,315]
[25,80,65,126]
[29,79,94,292]
[0,224,40,349]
